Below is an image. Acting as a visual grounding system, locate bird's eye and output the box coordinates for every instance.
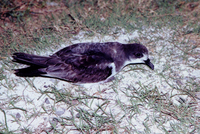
[135,53,143,58]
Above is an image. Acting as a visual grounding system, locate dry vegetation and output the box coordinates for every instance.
[0,0,199,57]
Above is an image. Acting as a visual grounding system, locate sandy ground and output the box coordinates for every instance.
[0,27,200,133]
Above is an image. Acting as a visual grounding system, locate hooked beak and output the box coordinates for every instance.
[144,59,154,70]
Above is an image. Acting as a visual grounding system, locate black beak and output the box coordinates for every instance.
[145,59,154,70]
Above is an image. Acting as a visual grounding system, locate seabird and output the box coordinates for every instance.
[12,42,154,84]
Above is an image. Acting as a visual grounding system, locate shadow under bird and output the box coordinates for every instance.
[12,42,154,84]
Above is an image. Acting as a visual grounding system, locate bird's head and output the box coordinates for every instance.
[124,43,154,70]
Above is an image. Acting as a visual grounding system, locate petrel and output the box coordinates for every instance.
[12,42,154,84]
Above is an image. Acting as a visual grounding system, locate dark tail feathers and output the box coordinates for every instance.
[12,52,50,67]
[12,52,49,77]
[14,67,46,77]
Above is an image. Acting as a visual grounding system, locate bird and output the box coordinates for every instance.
[12,42,154,84]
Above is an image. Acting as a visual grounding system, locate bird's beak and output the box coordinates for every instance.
[145,59,154,70]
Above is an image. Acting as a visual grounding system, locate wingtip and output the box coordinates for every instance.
[12,52,24,60]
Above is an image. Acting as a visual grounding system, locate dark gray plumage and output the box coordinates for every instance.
[12,42,154,84]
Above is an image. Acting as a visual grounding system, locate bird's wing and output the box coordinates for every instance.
[44,50,115,83]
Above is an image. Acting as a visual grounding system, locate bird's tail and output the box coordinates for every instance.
[13,66,46,77]
[12,52,50,67]
[12,52,50,77]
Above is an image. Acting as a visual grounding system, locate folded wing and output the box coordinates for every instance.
[45,50,114,83]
